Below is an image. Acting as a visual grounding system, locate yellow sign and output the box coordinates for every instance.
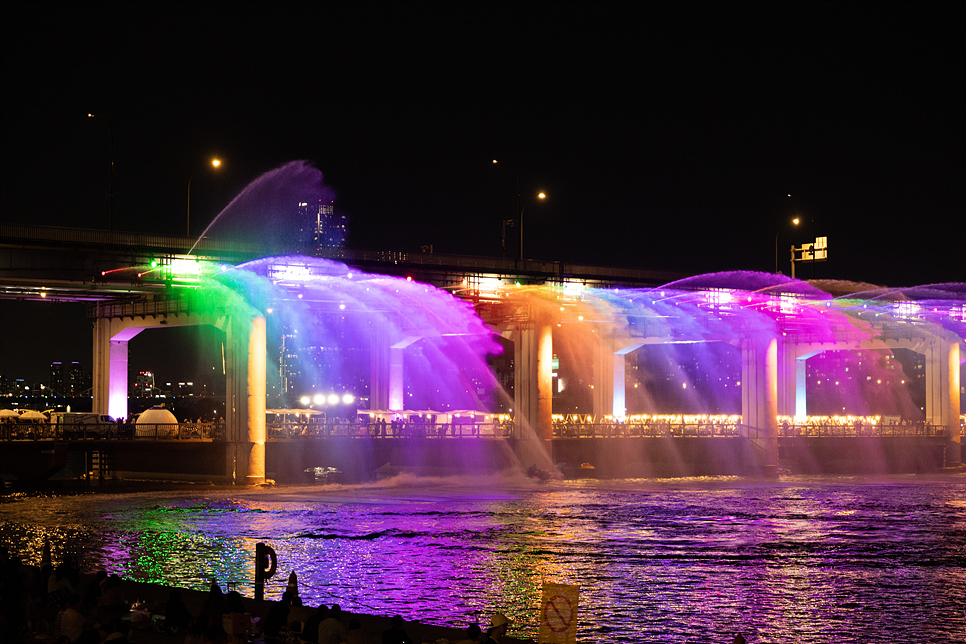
[539,582,579,643]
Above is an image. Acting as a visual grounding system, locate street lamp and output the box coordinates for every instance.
[187,158,222,237]
[775,217,800,274]
[492,160,546,260]
[87,114,114,231]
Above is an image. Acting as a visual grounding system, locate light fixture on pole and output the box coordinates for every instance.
[775,217,800,274]
[492,160,546,260]
[187,158,222,237]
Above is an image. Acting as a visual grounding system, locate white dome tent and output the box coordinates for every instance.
[135,406,180,438]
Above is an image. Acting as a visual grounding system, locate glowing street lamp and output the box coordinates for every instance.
[775,214,801,274]
[492,160,546,260]
[187,158,222,236]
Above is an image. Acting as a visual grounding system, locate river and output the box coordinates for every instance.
[1,473,963,643]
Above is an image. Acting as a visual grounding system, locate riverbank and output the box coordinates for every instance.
[13,568,535,644]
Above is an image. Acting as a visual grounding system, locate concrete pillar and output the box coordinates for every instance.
[92,319,111,417]
[796,358,808,418]
[370,330,389,410]
[608,341,645,417]
[777,341,797,417]
[108,341,130,421]
[612,351,625,417]
[224,313,268,484]
[741,334,779,472]
[513,323,553,440]
[388,337,421,411]
[246,316,267,484]
[925,336,962,466]
[92,318,143,421]
[389,346,405,411]
[536,323,553,441]
[592,336,615,418]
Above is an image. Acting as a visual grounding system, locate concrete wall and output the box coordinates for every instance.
[778,437,947,474]
[552,437,764,478]
[265,438,519,483]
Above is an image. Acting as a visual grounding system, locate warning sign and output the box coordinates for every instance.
[539,582,579,643]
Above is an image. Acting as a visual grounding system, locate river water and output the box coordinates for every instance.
[1,473,964,643]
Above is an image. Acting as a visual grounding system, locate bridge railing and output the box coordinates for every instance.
[0,422,217,441]
[549,421,949,439]
[552,421,743,438]
[777,421,947,438]
[266,420,512,439]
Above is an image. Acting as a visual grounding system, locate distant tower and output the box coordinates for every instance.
[279,327,301,404]
[51,361,84,395]
[50,362,65,395]
[68,361,83,395]
[299,200,347,253]
[135,371,156,398]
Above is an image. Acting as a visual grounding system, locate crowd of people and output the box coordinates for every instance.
[0,542,521,644]
[0,544,138,644]
[1,543,755,643]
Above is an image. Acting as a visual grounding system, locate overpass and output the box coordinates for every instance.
[2,224,963,482]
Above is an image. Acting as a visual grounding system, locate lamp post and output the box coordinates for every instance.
[187,158,222,237]
[87,114,114,231]
[775,217,800,274]
[492,160,546,260]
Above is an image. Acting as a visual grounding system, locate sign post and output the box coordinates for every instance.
[254,542,277,601]
[538,582,579,643]
[790,236,828,279]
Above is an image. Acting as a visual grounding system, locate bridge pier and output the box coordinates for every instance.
[92,309,269,484]
[925,335,961,466]
[93,319,144,420]
[741,334,779,473]
[504,322,553,441]
[224,314,267,484]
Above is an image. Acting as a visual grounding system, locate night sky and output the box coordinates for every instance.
[2,2,964,385]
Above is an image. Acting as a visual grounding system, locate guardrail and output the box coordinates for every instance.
[551,421,950,439]
[267,421,512,439]
[0,422,218,441]
[553,421,743,438]
[3,420,950,442]
[777,422,947,438]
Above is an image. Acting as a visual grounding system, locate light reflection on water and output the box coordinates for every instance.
[1,474,964,643]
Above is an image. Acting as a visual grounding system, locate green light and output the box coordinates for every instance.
[150,259,158,268]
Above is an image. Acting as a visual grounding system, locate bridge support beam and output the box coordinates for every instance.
[741,334,779,474]
[510,323,553,441]
[599,340,645,418]
[592,337,615,419]
[925,336,961,466]
[93,319,145,421]
[777,342,797,417]
[370,330,389,411]
[224,314,267,484]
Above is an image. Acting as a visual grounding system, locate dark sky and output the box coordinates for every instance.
[2,1,964,384]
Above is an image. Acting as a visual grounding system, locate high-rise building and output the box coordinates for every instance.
[50,361,84,395]
[278,327,301,404]
[299,200,347,252]
[50,362,66,395]
[134,371,156,397]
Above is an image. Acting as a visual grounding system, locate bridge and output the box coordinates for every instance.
[2,224,963,483]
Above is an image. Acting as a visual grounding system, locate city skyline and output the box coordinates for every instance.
[2,2,963,397]
[2,3,962,286]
